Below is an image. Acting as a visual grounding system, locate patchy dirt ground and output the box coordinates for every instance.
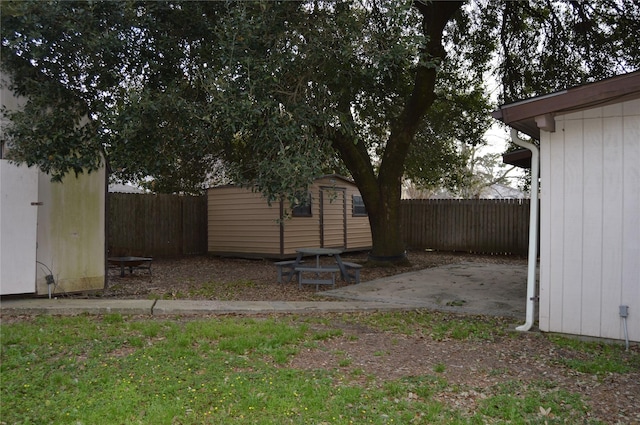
[71,251,639,423]
[101,250,526,301]
[291,314,639,424]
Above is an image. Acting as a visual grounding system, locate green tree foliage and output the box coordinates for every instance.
[405,60,494,192]
[2,1,638,260]
[2,1,231,192]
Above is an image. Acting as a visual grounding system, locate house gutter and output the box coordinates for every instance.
[510,129,539,332]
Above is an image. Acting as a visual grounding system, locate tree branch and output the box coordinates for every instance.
[377,1,463,184]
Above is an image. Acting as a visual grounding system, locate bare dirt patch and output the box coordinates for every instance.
[100,250,525,301]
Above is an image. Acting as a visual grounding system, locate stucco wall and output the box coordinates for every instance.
[539,98,640,342]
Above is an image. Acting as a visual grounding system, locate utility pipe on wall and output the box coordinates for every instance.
[511,129,539,332]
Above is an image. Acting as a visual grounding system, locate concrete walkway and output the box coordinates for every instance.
[1,262,530,319]
[0,298,410,316]
[324,261,529,318]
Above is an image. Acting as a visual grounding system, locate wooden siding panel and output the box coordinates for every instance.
[561,113,584,335]
[347,217,372,248]
[547,118,566,334]
[282,187,322,252]
[581,114,604,336]
[321,188,346,248]
[207,187,280,255]
[539,130,553,332]
[542,98,640,342]
[345,185,372,249]
[37,168,105,294]
[621,103,640,342]
[600,116,625,339]
[283,216,321,252]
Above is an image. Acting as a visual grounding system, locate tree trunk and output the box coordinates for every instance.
[367,177,406,262]
[332,2,463,263]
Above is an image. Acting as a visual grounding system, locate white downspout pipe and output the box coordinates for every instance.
[511,129,539,332]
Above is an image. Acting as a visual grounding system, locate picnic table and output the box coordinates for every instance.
[108,256,153,277]
[295,247,345,269]
[274,247,362,287]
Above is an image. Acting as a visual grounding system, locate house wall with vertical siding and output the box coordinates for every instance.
[539,98,640,342]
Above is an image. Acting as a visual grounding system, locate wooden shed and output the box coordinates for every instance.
[494,71,640,343]
[207,175,372,258]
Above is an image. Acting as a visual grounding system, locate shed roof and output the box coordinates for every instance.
[492,70,640,140]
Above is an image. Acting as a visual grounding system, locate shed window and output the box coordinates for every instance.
[292,193,312,217]
[352,195,367,216]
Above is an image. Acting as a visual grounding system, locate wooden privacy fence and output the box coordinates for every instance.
[400,199,532,255]
[109,195,531,257]
[108,193,207,258]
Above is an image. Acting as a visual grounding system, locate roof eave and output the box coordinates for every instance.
[502,149,532,169]
[493,70,640,140]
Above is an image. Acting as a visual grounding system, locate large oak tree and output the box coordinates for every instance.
[2,1,638,261]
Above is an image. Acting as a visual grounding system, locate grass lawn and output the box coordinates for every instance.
[1,311,638,424]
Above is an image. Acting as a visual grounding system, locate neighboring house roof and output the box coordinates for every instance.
[493,70,640,140]
[108,183,146,194]
[480,183,526,199]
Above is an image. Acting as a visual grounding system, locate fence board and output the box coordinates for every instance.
[108,193,207,258]
[400,199,533,255]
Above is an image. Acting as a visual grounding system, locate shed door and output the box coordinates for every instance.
[0,162,38,295]
[319,187,346,248]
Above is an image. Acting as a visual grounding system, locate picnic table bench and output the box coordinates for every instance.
[295,265,341,290]
[274,260,303,283]
[340,262,363,284]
